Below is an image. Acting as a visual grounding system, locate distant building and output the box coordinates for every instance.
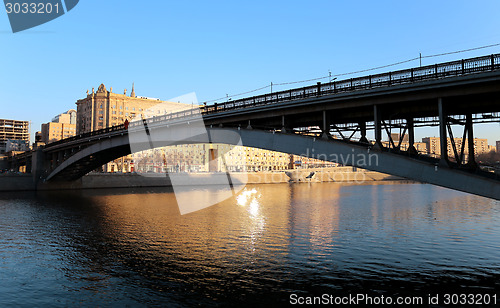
[389,133,408,143]
[75,83,190,134]
[131,144,334,174]
[497,141,500,153]
[52,109,76,125]
[422,137,490,160]
[76,83,197,172]
[0,119,30,154]
[6,139,29,152]
[41,109,77,144]
[35,131,42,142]
[381,141,427,154]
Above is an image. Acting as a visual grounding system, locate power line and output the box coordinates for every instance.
[204,84,271,103]
[421,42,500,59]
[204,43,500,103]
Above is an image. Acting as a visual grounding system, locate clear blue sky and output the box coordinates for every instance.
[1,0,500,143]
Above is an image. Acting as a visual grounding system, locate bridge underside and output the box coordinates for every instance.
[50,144,131,181]
[45,127,500,200]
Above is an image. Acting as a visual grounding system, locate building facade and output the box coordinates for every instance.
[76,83,191,134]
[0,119,30,154]
[76,83,198,172]
[381,140,428,154]
[422,137,490,159]
[131,144,335,174]
[41,109,77,144]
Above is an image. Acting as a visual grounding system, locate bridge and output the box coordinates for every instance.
[8,53,500,199]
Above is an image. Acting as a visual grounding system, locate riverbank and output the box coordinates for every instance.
[0,167,404,192]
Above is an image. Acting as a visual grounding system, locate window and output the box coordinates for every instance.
[120,112,123,115]
[112,111,116,114]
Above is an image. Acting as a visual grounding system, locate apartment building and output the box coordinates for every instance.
[0,119,30,154]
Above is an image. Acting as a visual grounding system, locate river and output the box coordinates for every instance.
[0,182,499,306]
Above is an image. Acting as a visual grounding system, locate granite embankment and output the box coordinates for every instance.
[0,167,404,192]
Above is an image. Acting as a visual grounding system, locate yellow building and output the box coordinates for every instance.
[132,144,294,173]
[76,83,190,134]
[76,83,196,172]
[41,110,77,144]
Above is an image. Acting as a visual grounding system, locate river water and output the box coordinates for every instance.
[0,182,499,306]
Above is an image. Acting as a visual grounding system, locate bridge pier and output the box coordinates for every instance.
[465,113,477,168]
[359,122,369,144]
[438,98,449,166]
[321,111,331,140]
[407,118,417,155]
[50,153,56,171]
[281,115,289,133]
[373,105,383,149]
[31,149,47,187]
[57,151,63,167]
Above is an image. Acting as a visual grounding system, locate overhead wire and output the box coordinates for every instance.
[203,43,500,103]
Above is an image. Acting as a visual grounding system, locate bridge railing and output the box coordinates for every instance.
[197,53,500,115]
[45,124,126,149]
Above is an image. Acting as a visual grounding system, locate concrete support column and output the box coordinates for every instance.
[281,115,287,133]
[359,122,369,144]
[466,113,477,168]
[57,151,64,166]
[50,153,57,171]
[247,120,252,129]
[25,157,32,174]
[374,105,383,149]
[438,98,449,165]
[31,149,46,187]
[321,110,331,140]
[407,118,417,155]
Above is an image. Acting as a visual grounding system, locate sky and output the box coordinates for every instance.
[1,0,500,144]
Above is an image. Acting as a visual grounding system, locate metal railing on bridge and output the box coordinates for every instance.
[45,124,126,149]
[200,53,500,114]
